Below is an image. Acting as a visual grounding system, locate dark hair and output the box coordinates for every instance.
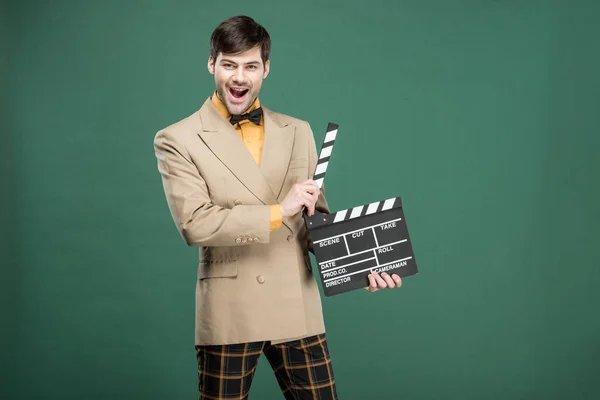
[210,15,271,63]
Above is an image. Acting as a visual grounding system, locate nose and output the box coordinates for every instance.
[232,66,247,85]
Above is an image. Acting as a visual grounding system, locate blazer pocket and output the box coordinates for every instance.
[288,158,309,184]
[197,261,238,280]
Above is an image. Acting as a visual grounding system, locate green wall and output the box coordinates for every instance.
[3,0,599,398]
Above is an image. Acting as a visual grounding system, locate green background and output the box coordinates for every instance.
[2,0,599,398]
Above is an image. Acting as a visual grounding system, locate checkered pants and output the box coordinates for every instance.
[195,334,338,400]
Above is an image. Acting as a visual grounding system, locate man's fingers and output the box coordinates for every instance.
[295,192,315,216]
[281,181,321,218]
[300,179,318,187]
[381,272,396,288]
[312,189,320,203]
[365,273,404,292]
[305,186,320,197]
[367,274,378,292]
[294,182,318,192]
[307,180,320,193]
[295,181,320,196]
[302,191,315,205]
[373,272,387,289]
[301,191,318,216]
[307,202,316,217]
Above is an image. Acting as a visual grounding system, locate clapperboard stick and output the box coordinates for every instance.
[312,122,338,191]
[301,122,338,222]
[303,123,419,296]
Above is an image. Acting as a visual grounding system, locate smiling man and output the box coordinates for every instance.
[153,15,401,400]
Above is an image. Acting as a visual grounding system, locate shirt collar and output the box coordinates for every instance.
[211,91,262,124]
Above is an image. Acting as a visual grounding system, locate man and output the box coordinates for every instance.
[153,15,402,400]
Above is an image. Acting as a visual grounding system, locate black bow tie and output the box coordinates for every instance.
[230,107,263,125]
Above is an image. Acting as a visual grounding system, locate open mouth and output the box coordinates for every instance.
[229,87,249,99]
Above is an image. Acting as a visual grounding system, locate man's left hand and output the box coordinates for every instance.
[365,272,402,292]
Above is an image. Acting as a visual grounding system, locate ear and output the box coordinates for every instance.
[207,56,215,75]
[263,59,270,79]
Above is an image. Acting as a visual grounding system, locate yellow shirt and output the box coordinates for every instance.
[211,92,283,231]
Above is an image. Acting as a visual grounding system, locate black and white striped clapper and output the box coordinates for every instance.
[304,123,418,296]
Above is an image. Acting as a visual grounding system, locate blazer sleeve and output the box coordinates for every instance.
[305,121,331,254]
[154,129,271,247]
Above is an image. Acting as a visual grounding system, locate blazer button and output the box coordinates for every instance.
[234,199,243,206]
[235,237,242,244]
[256,275,265,284]
[287,235,293,242]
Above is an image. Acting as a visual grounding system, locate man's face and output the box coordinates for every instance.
[208,46,270,115]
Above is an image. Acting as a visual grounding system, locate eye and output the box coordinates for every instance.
[223,63,235,69]
[247,65,258,70]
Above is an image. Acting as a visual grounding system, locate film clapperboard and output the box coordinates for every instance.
[303,123,419,296]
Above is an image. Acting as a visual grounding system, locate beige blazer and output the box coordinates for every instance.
[154,98,330,346]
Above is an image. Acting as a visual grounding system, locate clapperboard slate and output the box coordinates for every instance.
[304,123,418,296]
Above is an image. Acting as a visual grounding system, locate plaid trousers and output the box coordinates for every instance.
[195,333,338,400]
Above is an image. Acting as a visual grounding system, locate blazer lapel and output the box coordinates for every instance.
[260,107,295,201]
[197,98,277,206]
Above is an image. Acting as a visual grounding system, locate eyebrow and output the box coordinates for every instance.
[220,59,261,66]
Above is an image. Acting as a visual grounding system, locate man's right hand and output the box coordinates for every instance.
[279,179,320,218]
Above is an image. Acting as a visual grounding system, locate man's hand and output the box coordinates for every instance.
[365,272,402,292]
[280,179,320,218]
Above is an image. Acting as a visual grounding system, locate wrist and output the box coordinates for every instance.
[280,204,295,219]
[279,204,287,218]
